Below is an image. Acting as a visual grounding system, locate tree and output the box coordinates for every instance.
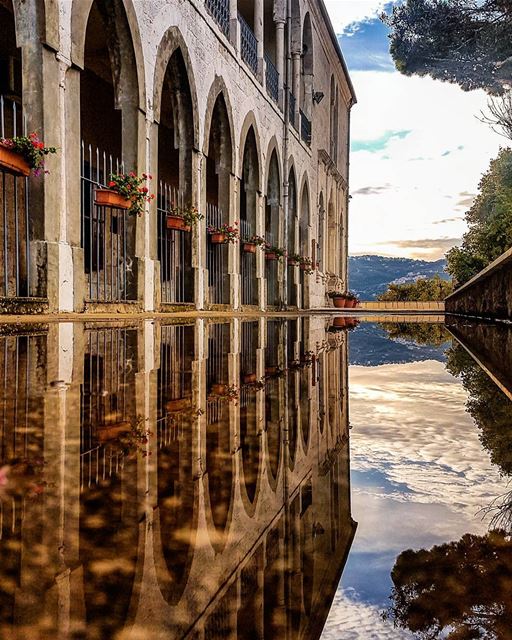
[377,274,453,301]
[446,148,512,285]
[385,530,512,639]
[379,322,451,346]
[383,0,512,95]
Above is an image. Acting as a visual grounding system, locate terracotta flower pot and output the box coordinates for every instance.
[94,188,131,210]
[300,263,309,271]
[265,366,277,376]
[212,383,228,395]
[166,397,192,412]
[243,242,256,254]
[287,259,299,266]
[243,373,257,384]
[346,299,356,308]
[167,215,191,232]
[210,233,227,244]
[97,421,131,443]
[332,297,346,308]
[332,317,347,328]
[265,252,277,261]
[0,145,30,177]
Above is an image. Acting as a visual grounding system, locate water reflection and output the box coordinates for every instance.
[0,317,355,639]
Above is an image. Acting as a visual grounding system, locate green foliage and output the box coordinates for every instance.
[446,148,512,285]
[446,343,512,476]
[380,322,451,347]
[377,274,453,301]
[383,0,512,95]
[385,530,512,639]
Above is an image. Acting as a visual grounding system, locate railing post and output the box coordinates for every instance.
[229,0,240,48]
[254,0,264,81]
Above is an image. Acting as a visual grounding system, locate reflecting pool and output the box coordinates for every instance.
[0,316,511,639]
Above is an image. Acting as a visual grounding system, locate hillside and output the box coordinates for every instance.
[349,255,450,300]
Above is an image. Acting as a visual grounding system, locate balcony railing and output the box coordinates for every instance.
[0,95,34,299]
[288,90,297,130]
[81,142,134,302]
[265,54,279,103]
[206,203,229,304]
[300,109,311,146]
[240,218,257,305]
[205,0,230,37]
[239,13,258,75]
[157,183,193,304]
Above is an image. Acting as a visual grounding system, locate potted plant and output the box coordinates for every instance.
[345,291,360,308]
[243,372,257,384]
[97,421,132,443]
[210,383,239,402]
[207,221,239,244]
[0,132,57,176]
[95,172,155,216]
[328,291,347,308]
[300,257,314,274]
[166,397,192,412]
[265,244,286,261]
[287,253,301,266]
[166,204,203,232]
[242,234,265,253]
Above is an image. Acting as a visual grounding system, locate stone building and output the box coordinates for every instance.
[0,316,356,637]
[0,0,354,313]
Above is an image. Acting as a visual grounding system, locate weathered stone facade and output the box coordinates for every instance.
[0,0,354,313]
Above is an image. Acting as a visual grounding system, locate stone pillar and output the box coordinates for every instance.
[230,0,240,49]
[275,21,285,108]
[292,52,301,123]
[254,0,264,80]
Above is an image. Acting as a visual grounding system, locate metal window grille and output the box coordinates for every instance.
[79,328,137,487]
[0,95,34,298]
[157,183,193,304]
[265,231,279,307]
[300,109,312,146]
[288,90,297,130]
[240,218,256,305]
[206,322,230,426]
[205,0,230,37]
[206,203,229,304]
[239,13,258,75]
[80,142,134,303]
[157,324,193,447]
[264,55,279,103]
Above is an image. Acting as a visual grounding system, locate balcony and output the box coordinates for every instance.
[205,0,230,38]
[300,109,311,146]
[288,90,297,130]
[264,54,279,104]
[239,13,258,75]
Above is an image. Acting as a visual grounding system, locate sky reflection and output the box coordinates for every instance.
[322,326,506,639]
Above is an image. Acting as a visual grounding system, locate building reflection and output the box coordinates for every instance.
[0,316,356,639]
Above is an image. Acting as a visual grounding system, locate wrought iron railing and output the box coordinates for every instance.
[157,183,193,304]
[300,109,311,146]
[265,231,279,306]
[206,203,229,304]
[240,218,256,305]
[239,13,258,75]
[80,142,134,302]
[80,328,137,487]
[205,0,230,37]
[288,89,297,130]
[265,54,279,103]
[0,95,34,299]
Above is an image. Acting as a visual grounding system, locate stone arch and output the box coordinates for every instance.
[264,137,282,198]
[265,147,281,244]
[152,27,199,148]
[318,191,325,271]
[203,76,235,172]
[287,164,298,306]
[239,112,263,191]
[327,187,336,274]
[290,0,302,53]
[70,0,146,112]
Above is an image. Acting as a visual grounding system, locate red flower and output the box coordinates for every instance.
[142,186,149,193]
[108,181,116,188]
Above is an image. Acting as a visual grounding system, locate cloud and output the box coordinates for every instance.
[338,17,396,72]
[352,184,392,196]
[373,237,461,259]
[352,130,411,153]
[324,1,399,33]
[455,196,475,209]
[433,216,464,224]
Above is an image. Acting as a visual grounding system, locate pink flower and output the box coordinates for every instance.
[108,181,116,188]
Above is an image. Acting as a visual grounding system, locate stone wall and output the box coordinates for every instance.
[445,247,512,321]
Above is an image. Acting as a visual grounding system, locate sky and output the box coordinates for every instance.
[321,330,507,639]
[323,1,505,260]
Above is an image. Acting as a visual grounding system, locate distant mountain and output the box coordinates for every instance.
[349,323,450,366]
[349,255,450,300]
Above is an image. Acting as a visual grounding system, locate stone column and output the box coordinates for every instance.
[254,0,264,81]
[292,51,301,124]
[275,21,285,108]
[230,0,240,49]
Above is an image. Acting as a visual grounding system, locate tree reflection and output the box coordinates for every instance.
[379,322,451,347]
[386,530,512,640]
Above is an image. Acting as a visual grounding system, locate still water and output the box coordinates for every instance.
[0,316,510,639]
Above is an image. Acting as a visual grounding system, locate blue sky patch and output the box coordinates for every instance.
[338,14,395,72]
[352,130,411,153]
